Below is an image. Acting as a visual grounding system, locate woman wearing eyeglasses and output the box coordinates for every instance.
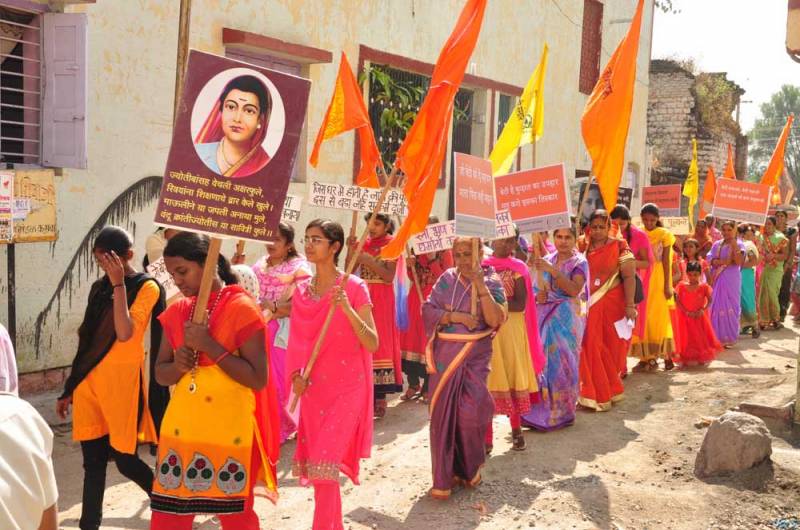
[287,219,378,529]
[578,210,637,411]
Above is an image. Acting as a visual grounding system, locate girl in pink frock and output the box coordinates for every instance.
[251,222,311,443]
[288,219,377,529]
[674,261,722,366]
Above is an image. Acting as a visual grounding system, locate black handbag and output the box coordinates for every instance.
[633,273,645,304]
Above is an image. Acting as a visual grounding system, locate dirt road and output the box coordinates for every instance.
[39,326,800,529]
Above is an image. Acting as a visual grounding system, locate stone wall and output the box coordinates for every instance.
[647,60,746,191]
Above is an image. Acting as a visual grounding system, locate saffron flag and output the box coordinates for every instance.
[723,144,737,180]
[489,44,549,176]
[760,114,794,205]
[699,166,717,220]
[309,52,381,187]
[381,0,488,258]
[580,0,645,215]
[683,138,699,229]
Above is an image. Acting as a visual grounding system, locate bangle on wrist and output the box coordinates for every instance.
[215,350,232,364]
[113,283,124,289]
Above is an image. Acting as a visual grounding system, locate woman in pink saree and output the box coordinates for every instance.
[610,205,654,378]
[195,74,272,178]
[423,237,506,500]
[287,219,377,529]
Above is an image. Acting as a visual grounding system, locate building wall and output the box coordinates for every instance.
[647,61,745,203]
[1,0,653,377]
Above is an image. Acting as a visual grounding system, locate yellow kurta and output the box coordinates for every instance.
[631,227,676,360]
[72,280,159,454]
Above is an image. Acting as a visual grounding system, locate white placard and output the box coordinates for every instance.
[309,181,408,217]
[146,257,181,301]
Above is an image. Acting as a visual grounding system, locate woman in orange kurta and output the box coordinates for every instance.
[578,211,638,411]
[150,232,279,530]
[56,226,165,530]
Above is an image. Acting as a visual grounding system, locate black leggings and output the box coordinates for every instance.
[780,269,793,320]
[79,435,153,530]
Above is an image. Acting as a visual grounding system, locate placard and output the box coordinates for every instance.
[632,216,691,236]
[146,257,181,301]
[454,152,496,238]
[309,181,408,217]
[577,183,633,225]
[642,184,682,216]
[154,50,311,242]
[0,171,12,243]
[281,194,303,223]
[410,210,516,254]
[711,179,771,225]
[13,169,57,243]
[495,163,571,233]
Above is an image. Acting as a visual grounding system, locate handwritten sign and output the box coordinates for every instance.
[13,169,57,243]
[642,184,682,216]
[632,216,691,236]
[0,171,12,243]
[454,152,496,238]
[712,179,771,225]
[495,163,571,233]
[410,210,516,254]
[155,50,311,242]
[309,181,408,217]
[281,194,303,223]
[146,257,181,301]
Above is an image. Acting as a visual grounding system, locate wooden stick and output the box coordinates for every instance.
[471,237,479,317]
[234,240,246,263]
[289,167,399,412]
[349,210,359,240]
[532,232,546,291]
[173,0,192,123]
[193,238,222,324]
[407,245,425,304]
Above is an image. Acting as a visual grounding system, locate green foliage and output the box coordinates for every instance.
[747,85,800,186]
[694,73,739,137]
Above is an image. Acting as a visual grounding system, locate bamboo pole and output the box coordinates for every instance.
[531,232,546,290]
[349,210,359,239]
[192,238,222,323]
[289,167,399,412]
[173,0,192,123]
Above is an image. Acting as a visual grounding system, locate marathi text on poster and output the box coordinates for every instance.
[309,181,409,217]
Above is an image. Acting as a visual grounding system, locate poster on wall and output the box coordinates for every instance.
[154,50,311,242]
[0,171,12,243]
[13,169,57,243]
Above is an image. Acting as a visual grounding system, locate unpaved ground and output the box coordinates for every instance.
[33,326,800,529]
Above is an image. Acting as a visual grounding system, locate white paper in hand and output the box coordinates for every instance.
[614,317,635,340]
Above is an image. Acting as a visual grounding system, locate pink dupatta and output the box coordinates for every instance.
[482,255,545,375]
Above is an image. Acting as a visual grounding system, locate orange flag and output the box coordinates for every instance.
[580,0,644,214]
[722,144,736,179]
[309,52,381,187]
[699,166,717,220]
[760,114,794,204]
[381,0,488,258]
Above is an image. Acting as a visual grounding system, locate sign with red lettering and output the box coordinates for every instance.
[495,163,571,233]
[642,184,682,216]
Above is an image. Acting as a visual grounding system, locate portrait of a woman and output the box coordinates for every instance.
[194,74,273,178]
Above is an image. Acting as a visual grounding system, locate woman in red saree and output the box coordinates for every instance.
[348,213,402,418]
[578,210,638,411]
[288,219,378,529]
[194,75,272,178]
[150,232,279,530]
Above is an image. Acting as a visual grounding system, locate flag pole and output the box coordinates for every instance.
[289,166,399,412]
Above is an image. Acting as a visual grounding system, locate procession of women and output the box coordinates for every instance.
[30,198,793,529]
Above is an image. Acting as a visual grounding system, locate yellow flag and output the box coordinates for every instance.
[683,138,699,230]
[489,44,548,176]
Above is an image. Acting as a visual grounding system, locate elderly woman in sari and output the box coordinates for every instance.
[195,75,272,178]
[423,237,506,500]
[578,211,638,411]
[708,220,746,347]
[522,226,588,431]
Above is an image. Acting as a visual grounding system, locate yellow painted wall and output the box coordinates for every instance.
[2,0,653,373]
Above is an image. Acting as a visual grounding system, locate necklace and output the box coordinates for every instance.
[186,286,225,394]
[309,270,342,301]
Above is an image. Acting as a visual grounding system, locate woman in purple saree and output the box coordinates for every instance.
[708,220,745,347]
[422,238,506,500]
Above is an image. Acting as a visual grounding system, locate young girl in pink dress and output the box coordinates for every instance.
[674,261,722,366]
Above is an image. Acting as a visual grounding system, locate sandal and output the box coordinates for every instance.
[511,428,526,451]
[774,322,784,330]
[400,385,420,402]
[374,399,387,419]
[664,359,675,371]
[485,444,493,455]
[752,327,761,339]
[631,361,650,373]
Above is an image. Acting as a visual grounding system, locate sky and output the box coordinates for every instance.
[651,0,798,134]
